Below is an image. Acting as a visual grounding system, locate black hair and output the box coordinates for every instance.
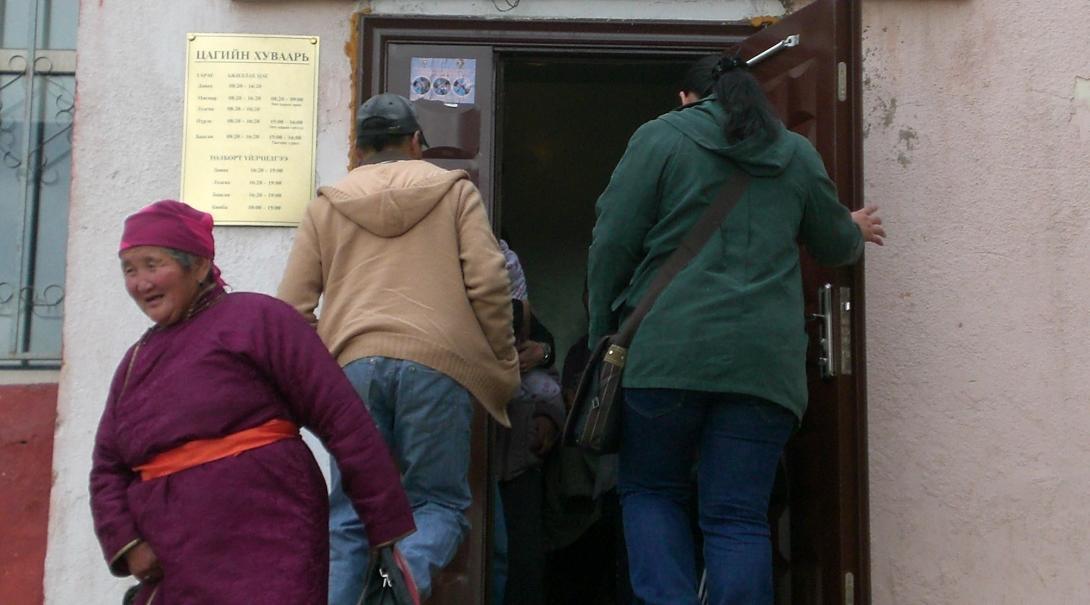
[358,132,412,153]
[356,118,412,152]
[713,66,780,144]
[680,54,720,98]
[683,53,781,144]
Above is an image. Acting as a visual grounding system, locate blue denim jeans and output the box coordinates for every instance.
[618,388,795,605]
[328,357,473,605]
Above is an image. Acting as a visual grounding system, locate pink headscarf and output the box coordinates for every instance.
[119,200,225,287]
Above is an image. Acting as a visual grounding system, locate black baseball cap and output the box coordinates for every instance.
[356,93,429,147]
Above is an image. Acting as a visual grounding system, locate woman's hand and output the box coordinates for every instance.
[517,340,546,372]
[852,205,886,246]
[125,541,163,584]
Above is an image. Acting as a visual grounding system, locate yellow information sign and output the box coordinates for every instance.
[181,33,319,226]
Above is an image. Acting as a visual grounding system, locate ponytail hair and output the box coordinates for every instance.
[708,55,781,144]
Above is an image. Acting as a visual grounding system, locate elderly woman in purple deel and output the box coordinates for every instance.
[89,200,415,604]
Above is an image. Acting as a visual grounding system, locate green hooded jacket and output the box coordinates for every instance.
[587,98,862,420]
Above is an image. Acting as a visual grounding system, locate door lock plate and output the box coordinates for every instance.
[812,283,836,379]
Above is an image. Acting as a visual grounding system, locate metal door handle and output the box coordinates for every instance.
[813,283,836,379]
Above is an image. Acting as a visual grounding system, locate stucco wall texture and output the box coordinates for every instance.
[861,1,1090,603]
[47,0,1090,603]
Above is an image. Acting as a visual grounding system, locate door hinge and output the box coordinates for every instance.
[837,61,848,102]
[844,571,855,605]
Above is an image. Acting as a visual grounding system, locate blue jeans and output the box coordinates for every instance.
[618,388,795,605]
[328,357,473,605]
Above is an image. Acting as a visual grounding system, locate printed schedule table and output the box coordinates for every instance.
[181,34,319,226]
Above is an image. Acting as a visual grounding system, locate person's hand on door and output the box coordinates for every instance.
[852,205,886,246]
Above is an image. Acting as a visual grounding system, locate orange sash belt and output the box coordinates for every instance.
[134,418,299,481]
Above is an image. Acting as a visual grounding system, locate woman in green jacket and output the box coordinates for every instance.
[587,55,885,605]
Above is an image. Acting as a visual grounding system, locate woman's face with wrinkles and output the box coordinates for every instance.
[120,246,206,326]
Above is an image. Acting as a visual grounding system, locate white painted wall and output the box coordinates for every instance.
[861,1,1090,603]
[50,0,1090,603]
[50,1,783,603]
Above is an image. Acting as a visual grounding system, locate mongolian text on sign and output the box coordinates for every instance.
[181,33,320,226]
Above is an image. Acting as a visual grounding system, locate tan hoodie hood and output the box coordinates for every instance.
[319,160,468,238]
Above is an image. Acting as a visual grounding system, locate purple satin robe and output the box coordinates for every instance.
[90,289,414,604]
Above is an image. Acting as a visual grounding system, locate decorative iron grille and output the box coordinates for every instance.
[1,0,76,366]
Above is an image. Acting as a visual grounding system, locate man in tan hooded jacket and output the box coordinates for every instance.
[278,93,519,604]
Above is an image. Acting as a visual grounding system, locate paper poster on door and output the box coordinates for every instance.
[410,58,476,105]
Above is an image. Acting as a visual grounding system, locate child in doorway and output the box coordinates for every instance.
[493,239,565,605]
[498,238,562,406]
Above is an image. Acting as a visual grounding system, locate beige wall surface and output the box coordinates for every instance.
[49,0,1090,603]
[861,0,1090,603]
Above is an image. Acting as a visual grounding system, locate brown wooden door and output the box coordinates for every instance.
[741,1,870,603]
[381,44,496,213]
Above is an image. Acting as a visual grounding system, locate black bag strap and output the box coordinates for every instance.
[612,168,752,347]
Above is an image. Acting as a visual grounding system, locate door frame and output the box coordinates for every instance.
[357,8,870,603]
[359,16,758,91]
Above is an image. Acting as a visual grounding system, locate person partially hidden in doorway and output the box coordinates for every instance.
[277,93,520,604]
[543,280,634,605]
[588,55,885,605]
[491,238,566,605]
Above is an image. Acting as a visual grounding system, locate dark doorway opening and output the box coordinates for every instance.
[496,55,695,370]
[495,53,799,605]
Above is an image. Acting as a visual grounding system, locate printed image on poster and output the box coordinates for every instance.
[409,57,476,104]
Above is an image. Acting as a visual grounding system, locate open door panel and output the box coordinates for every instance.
[741,0,869,603]
[382,44,496,212]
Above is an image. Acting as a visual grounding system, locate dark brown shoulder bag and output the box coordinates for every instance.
[562,168,751,454]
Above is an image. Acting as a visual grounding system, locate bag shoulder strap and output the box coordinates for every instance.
[613,167,752,347]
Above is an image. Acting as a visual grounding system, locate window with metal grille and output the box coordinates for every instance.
[1,0,77,367]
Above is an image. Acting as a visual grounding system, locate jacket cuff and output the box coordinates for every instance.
[108,538,142,577]
[369,528,416,550]
[365,515,417,549]
[852,230,866,263]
